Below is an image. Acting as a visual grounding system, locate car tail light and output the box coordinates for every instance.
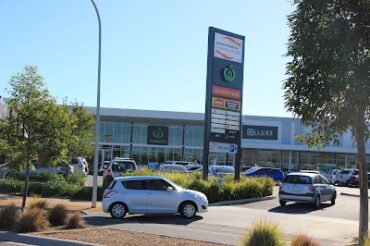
[308,186,316,193]
[106,169,112,176]
[104,189,116,198]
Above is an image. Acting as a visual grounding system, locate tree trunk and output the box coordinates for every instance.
[21,150,30,212]
[355,114,368,245]
[21,134,31,212]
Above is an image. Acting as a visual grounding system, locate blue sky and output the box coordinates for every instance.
[0,0,295,117]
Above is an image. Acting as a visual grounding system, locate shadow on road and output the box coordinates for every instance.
[268,202,332,214]
[84,214,203,227]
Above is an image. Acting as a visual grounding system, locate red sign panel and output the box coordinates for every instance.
[212,85,241,100]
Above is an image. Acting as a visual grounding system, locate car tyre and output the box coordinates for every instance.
[314,196,321,209]
[109,202,127,219]
[331,192,336,206]
[180,201,197,218]
[279,200,286,207]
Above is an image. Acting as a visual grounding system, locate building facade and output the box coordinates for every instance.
[85,107,370,172]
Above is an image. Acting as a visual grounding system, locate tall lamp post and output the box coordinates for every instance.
[90,0,101,208]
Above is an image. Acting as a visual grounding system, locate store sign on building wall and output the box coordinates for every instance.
[147,126,168,145]
[242,125,278,140]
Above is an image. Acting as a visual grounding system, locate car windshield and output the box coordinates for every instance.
[340,170,351,174]
[283,175,312,184]
[244,167,260,174]
[112,161,136,173]
[212,166,235,174]
[162,165,187,171]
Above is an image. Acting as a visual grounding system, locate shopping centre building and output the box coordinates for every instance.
[84,107,370,172]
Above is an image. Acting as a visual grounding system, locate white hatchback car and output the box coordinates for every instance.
[102,176,208,219]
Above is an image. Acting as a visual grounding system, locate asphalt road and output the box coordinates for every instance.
[236,186,364,221]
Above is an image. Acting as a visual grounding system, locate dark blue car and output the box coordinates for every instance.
[243,167,285,181]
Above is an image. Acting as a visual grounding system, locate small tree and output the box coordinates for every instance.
[284,0,369,243]
[1,66,68,210]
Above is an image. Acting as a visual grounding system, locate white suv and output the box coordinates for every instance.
[103,158,138,187]
[102,176,208,219]
[71,157,89,176]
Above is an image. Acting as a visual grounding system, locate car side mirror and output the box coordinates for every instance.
[167,186,174,192]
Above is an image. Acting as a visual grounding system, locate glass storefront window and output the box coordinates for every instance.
[168,126,183,146]
[184,126,203,147]
[132,124,147,144]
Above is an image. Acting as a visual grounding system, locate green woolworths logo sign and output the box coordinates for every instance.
[152,128,164,139]
[147,126,168,145]
[223,65,236,82]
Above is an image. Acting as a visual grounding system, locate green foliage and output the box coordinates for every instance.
[65,172,86,186]
[18,208,49,233]
[0,203,20,231]
[240,220,284,246]
[291,234,319,246]
[49,204,68,226]
[126,170,274,203]
[65,212,85,229]
[285,1,369,240]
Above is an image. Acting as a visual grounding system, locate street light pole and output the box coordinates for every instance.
[90,0,102,208]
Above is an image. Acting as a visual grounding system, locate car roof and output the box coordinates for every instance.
[114,176,165,181]
[287,172,318,178]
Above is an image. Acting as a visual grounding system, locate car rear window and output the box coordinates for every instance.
[284,175,312,184]
[340,170,351,174]
[112,161,136,173]
[108,181,116,189]
[353,170,359,175]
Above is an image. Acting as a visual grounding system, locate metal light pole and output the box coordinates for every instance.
[90,0,101,208]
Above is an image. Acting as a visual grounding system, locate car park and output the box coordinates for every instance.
[279,172,336,209]
[335,169,359,186]
[243,167,285,182]
[159,164,189,173]
[102,176,208,219]
[103,157,138,187]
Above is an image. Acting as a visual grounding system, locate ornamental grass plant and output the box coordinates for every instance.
[240,220,284,246]
[18,208,49,233]
[291,234,319,246]
[48,204,68,226]
[0,203,20,231]
[65,212,85,229]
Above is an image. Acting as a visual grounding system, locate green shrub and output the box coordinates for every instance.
[240,220,284,246]
[18,208,49,233]
[28,199,48,210]
[0,203,20,231]
[65,212,85,229]
[291,234,319,246]
[0,178,23,193]
[65,173,86,186]
[49,204,68,226]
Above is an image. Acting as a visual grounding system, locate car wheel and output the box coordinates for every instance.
[180,202,197,218]
[314,196,321,209]
[109,202,127,219]
[279,200,286,207]
[331,192,336,206]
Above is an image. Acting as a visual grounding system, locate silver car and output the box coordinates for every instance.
[102,176,208,219]
[279,172,336,209]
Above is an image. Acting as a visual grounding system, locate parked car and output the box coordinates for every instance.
[346,172,370,187]
[279,172,336,209]
[102,176,208,219]
[243,167,285,182]
[71,157,89,176]
[322,169,339,184]
[99,161,110,175]
[103,158,138,188]
[208,165,235,176]
[335,169,359,186]
[159,164,189,173]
